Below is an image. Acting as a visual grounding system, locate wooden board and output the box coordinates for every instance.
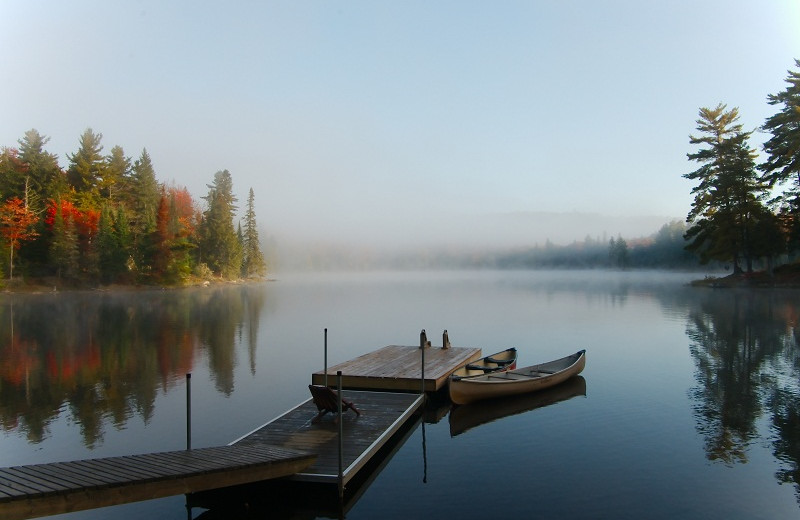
[233,390,424,484]
[0,444,315,520]
[311,345,482,391]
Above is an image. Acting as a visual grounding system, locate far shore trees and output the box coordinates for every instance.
[0,129,267,286]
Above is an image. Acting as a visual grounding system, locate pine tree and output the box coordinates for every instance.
[761,59,800,254]
[241,188,266,277]
[104,145,130,203]
[49,199,79,280]
[684,104,771,273]
[199,170,241,278]
[17,129,65,213]
[66,128,106,208]
[97,205,118,283]
[128,149,161,274]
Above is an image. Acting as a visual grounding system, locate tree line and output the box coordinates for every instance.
[0,128,266,286]
[683,59,800,275]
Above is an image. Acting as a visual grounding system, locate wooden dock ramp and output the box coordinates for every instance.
[232,389,424,485]
[0,444,315,520]
[311,345,481,392]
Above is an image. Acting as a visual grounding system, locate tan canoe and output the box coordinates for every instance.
[449,350,586,405]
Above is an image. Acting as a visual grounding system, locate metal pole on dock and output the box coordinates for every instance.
[324,328,328,387]
[186,373,192,451]
[337,370,344,499]
[420,336,426,399]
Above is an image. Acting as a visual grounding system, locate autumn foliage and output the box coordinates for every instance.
[0,128,265,285]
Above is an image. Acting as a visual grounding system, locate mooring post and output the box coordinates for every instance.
[186,373,192,451]
[421,337,426,398]
[337,370,344,499]
[324,328,328,387]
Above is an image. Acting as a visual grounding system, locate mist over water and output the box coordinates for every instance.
[266,211,677,271]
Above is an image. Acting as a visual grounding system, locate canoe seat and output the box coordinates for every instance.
[484,356,512,365]
[308,385,361,424]
[465,364,498,372]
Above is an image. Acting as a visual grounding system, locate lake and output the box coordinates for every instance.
[1,270,799,519]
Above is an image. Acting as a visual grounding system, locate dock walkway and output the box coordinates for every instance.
[0,444,314,520]
[233,389,423,484]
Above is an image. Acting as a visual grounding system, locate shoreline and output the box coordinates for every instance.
[690,263,800,288]
[0,276,273,295]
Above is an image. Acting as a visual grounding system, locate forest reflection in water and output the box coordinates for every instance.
[0,273,800,517]
[685,288,800,495]
[0,285,266,448]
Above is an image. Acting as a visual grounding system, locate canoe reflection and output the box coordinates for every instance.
[448,376,587,437]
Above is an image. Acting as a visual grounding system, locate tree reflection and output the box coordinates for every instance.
[686,289,800,500]
[0,284,266,447]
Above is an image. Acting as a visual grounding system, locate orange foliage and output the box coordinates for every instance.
[0,197,39,248]
[44,199,99,238]
[167,185,198,237]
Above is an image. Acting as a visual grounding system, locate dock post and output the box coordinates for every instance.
[324,328,328,387]
[186,373,192,450]
[421,339,426,399]
[337,370,344,499]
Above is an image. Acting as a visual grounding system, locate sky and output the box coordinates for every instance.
[2,1,799,249]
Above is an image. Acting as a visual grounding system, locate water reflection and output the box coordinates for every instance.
[684,288,800,499]
[448,376,587,437]
[0,285,266,447]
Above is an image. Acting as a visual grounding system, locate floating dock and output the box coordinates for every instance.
[0,339,476,519]
[311,344,481,392]
[232,389,424,485]
[0,445,315,520]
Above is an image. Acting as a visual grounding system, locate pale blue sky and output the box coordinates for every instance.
[2,1,799,246]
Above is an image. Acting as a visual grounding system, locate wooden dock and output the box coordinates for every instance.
[232,389,424,485]
[0,341,461,519]
[311,344,481,392]
[0,444,315,520]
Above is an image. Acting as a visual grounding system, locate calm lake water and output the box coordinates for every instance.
[1,270,799,519]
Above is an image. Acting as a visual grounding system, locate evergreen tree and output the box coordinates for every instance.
[49,199,79,280]
[66,128,106,208]
[97,204,132,284]
[114,206,133,279]
[683,104,770,273]
[608,235,628,268]
[104,145,130,203]
[128,149,160,273]
[241,188,266,277]
[17,129,65,212]
[0,148,28,204]
[199,170,241,278]
[761,58,800,254]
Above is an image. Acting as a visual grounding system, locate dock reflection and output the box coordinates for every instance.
[448,376,587,437]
